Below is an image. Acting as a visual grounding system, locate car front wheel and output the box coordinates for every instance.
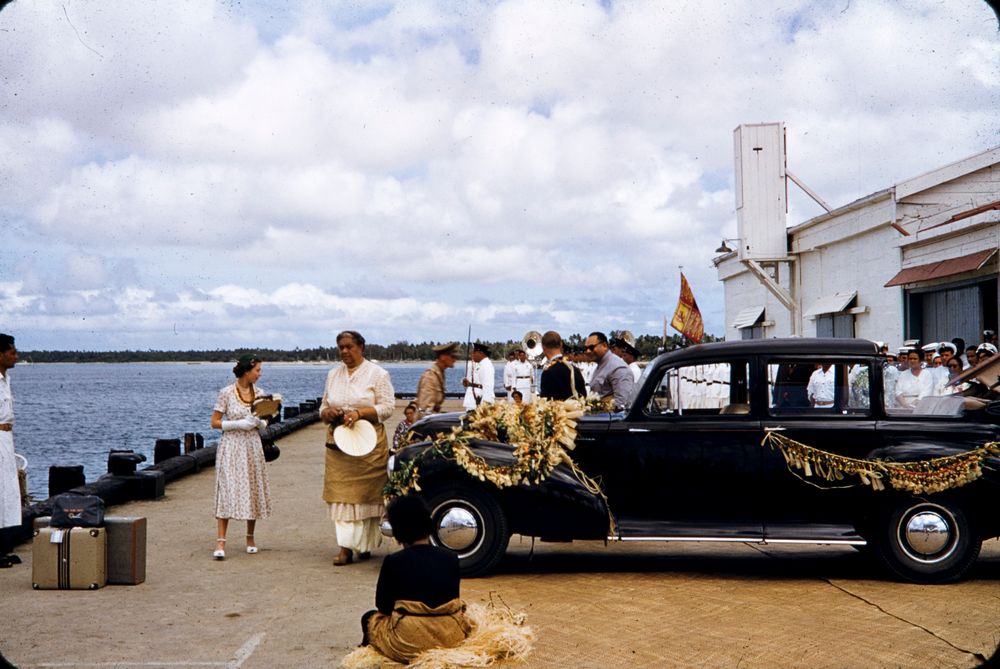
[875,498,980,584]
[424,484,510,577]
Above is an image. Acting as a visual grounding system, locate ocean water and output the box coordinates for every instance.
[9,361,512,500]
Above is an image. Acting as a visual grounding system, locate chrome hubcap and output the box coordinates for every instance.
[900,507,955,563]
[436,506,479,551]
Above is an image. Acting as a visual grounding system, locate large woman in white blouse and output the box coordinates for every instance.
[319,331,395,566]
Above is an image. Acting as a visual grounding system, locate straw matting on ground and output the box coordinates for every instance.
[0,398,997,668]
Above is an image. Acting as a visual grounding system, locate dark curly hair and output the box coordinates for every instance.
[336,330,366,349]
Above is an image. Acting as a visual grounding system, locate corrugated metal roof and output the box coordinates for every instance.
[883,249,996,287]
[731,305,765,329]
[804,291,857,317]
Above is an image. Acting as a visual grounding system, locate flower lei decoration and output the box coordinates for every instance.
[385,397,611,507]
[763,432,1000,494]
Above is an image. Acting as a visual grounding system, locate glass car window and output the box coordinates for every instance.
[645,361,750,417]
[767,360,871,417]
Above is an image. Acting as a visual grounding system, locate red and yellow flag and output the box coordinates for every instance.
[670,272,704,343]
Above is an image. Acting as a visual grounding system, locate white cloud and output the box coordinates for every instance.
[1,0,997,349]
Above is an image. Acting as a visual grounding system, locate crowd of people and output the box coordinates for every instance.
[878,333,999,409]
[415,330,639,416]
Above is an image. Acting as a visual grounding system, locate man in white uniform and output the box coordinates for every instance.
[806,363,836,408]
[502,351,516,401]
[510,350,535,404]
[462,343,496,410]
[0,333,22,568]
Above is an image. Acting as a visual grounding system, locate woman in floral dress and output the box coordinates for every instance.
[210,354,271,560]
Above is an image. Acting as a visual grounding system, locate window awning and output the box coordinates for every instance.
[732,305,765,329]
[884,249,997,287]
[804,291,857,317]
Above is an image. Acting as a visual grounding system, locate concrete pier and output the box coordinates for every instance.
[1,399,998,667]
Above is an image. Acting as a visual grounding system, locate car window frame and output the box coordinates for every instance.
[764,356,875,419]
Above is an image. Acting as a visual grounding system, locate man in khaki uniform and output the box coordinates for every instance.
[416,343,458,415]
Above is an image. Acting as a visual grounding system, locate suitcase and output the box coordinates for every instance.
[104,517,147,585]
[33,516,147,585]
[32,526,107,590]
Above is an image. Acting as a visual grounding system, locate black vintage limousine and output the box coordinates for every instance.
[388,338,1000,582]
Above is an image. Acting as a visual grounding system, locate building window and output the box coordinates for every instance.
[816,312,855,338]
[741,324,764,340]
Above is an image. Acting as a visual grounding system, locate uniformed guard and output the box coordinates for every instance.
[416,343,458,415]
[462,343,496,410]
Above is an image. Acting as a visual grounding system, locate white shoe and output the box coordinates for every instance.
[213,538,226,560]
[246,535,258,554]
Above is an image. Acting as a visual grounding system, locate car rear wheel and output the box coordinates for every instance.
[875,498,980,584]
[424,484,510,577]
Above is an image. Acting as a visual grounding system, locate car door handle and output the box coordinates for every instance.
[764,426,786,432]
[628,428,651,433]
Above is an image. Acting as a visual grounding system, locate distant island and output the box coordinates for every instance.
[22,333,715,363]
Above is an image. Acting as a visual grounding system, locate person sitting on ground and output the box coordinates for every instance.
[361,494,471,664]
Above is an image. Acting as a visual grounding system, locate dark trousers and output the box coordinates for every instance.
[0,526,16,555]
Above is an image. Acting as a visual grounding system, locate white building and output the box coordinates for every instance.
[715,123,1000,350]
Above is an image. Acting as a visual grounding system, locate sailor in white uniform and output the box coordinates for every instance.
[462,343,496,410]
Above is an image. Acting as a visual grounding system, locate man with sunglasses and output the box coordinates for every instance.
[584,331,634,410]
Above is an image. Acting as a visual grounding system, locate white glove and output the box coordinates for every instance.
[222,416,259,431]
[271,393,283,403]
[256,417,269,430]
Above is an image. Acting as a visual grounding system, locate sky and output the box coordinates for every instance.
[1,0,998,351]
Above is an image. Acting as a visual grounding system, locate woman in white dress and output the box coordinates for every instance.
[894,349,934,410]
[210,354,271,560]
[320,331,395,566]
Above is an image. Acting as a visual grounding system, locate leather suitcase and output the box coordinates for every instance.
[104,517,147,585]
[32,526,107,590]
[34,516,147,585]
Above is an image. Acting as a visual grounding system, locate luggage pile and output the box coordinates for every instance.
[32,493,146,590]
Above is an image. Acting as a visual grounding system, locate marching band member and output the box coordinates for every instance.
[510,349,535,404]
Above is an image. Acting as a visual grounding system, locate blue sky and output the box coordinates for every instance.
[1,0,998,350]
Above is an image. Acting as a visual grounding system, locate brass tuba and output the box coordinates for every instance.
[522,330,544,361]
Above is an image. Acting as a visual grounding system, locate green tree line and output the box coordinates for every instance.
[22,332,719,363]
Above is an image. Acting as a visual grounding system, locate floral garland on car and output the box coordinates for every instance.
[385,397,611,510]
[763,432,1000,495]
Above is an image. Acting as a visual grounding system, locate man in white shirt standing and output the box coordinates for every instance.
[462,343,496,410]
[0,333,22,569]
[806,363,836,408]
[502,351,516,402]
[510,349,535,404]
